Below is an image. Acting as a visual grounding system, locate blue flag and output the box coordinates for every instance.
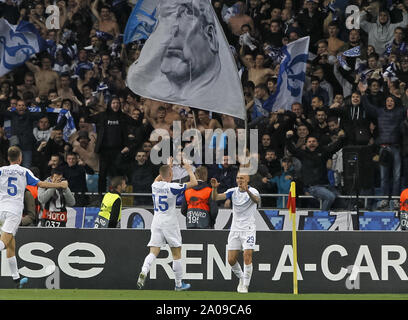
[0,18,46,76]
[123,0,159,44]
[263,37,310,112]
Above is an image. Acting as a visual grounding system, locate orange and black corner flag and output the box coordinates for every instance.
[287,181,296,215]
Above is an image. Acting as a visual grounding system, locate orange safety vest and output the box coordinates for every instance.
[400,188,408,211]
[185,187,212,211]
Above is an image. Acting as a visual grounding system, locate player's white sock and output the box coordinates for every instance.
[173,259,183,287]
[243,263,253,287]
[231,262,243,280]
[7,256,20,280]
[141,253,156,275]
[0,240,5,251]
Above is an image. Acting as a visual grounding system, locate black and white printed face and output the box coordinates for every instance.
[159,0,219,86]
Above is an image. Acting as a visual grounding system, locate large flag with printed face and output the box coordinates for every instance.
[0,18,46,76]
[123,0,159,44]
[263,36,310,112]
[126,0,246,120]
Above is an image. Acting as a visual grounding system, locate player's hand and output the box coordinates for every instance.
[224,199,231,208]
[262,177,268,184]
[242,181,249,192]
[167,156,173,168]
[210,178,219,188]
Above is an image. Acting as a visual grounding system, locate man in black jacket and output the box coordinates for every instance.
[62,152,94,207]
[87,96,133,193]
[4,100,46,168]
[129,150,155,205]
[360,85,405,209]
[285,129,345,211]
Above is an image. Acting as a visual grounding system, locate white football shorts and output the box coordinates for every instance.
[227,230,256,251]
[147,225,182,248]
[0,211,21,236]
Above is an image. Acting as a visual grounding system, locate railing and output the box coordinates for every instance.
[73,192,401,210]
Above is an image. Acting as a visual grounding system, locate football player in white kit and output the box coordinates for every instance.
[137,157,197,291]
[211,173,260,293]
[0,146,68,288]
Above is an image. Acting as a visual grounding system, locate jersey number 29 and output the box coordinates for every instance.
[152,195,168,212]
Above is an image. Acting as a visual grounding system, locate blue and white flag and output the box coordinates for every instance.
[343,45,360,57]
[126,0,246,120]
[0,18,46,76]
[123,0,159,44]
[4,107,76,142]
[264,36,310,112]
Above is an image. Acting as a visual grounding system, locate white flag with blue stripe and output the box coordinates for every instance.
[123,0,159,44]
[0,18,45,76]
[264,36,310,112]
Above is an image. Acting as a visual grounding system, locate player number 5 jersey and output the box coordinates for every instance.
[0,164,40,215]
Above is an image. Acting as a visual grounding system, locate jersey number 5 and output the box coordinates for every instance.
[152,195,169,212]
[7,177,18,196]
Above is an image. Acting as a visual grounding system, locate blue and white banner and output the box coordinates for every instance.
[264,36,309,112]
[4,107,76,142]
[123,0,159,44]
[126,0,246,120]
[0,18,45,76]
[343,45,360,57]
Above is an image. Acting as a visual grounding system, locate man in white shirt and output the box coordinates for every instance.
[211,173,260,293]
[0,146,68,288]
[137,157,198,291]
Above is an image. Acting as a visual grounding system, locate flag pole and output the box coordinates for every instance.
[288,181,298,294]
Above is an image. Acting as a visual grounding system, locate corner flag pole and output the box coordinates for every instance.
[287,181,298,294]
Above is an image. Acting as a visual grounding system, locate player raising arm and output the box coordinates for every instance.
[137,157,197,291]
[211,173,260,293]
[0,146,68,288]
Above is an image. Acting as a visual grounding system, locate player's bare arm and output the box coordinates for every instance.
[183,161,198,189]
[210,178,226,201]
[37,180,68,189]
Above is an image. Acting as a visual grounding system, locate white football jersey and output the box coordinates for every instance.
[151,181,186,228]
[225,186,259,231]
[0,164,40,215]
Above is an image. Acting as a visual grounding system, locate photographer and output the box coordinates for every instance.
[38,167,75,227]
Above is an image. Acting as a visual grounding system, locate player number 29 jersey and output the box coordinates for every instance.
[0,164,40,215]
[151,181,186,228]
[225,186,259,231]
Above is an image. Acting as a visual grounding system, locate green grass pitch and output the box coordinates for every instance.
[0,289,407,300]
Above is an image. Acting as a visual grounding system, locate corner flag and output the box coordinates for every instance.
[287,181,298,294]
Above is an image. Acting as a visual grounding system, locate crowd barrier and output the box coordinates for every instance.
[63,207,402,231]
[5,229,408,293]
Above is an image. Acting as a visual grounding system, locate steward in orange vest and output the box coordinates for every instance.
[181,166,218,229]
[400,188,408,230]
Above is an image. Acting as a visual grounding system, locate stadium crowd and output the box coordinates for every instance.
[1,0,408,214]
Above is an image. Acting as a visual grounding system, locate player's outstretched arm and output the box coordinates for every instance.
[37,180,68,189]
[183,162,198,189]
[210,178,226,201]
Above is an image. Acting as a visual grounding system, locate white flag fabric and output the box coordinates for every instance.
[263,36,310,112]
[126,0,246,120]
[0,18,45,76]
